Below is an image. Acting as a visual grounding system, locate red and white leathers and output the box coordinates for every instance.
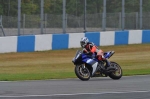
[82,42,105,61]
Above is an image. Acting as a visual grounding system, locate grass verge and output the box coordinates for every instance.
[0,44,150,81]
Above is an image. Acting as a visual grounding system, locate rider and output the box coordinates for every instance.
[80,37,114,71]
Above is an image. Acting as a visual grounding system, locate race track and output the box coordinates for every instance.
[0,75,150,99]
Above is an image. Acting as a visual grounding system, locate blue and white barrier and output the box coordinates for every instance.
[0,30,150,53]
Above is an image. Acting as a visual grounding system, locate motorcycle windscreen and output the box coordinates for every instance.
[72,51,82,63]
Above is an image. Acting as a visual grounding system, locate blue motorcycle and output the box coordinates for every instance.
[72,50,122,81]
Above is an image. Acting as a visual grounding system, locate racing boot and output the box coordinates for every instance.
[105,59,116,71]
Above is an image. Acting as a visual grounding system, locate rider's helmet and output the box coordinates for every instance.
[80,37,89,48]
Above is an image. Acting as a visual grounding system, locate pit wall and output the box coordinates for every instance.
[0,30,150,53]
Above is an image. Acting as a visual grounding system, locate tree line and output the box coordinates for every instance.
[0,0,150,16]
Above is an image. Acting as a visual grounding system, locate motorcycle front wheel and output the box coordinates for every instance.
[75,64,91,81]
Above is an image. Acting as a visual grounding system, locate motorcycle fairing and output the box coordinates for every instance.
[81,53,97,65]
[104,51,111,58]
[104,51,115,59]
[81,54,98,76]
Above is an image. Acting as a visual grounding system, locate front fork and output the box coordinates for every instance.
[82,64,86,69]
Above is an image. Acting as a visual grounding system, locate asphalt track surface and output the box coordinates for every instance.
[0,75,150,99]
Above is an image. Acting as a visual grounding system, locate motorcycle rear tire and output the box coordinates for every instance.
[108,61,122,80]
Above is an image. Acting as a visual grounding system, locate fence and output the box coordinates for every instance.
[0,0,150,36]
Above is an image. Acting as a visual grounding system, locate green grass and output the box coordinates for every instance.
[0,43,150,81]
[0,72,76,81]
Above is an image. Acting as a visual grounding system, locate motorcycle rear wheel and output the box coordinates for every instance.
[109,61,122,80]
[75,64,91,81]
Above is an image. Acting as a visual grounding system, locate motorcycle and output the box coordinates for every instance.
[72,50,122,81]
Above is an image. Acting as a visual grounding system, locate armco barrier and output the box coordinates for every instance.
[0,30,149,53]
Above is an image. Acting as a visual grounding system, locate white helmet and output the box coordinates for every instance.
[80,37,89,48]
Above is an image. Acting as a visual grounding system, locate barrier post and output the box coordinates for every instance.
[0,15,5,36]
[18,0,21,36]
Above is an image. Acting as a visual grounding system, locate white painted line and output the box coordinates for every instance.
[0,90,149,98]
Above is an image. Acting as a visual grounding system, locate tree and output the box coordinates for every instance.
[0,0,150,16]
[22,0,38,14]
[0,4,3,15]
[87,0,103,14]
[143,0,150,12]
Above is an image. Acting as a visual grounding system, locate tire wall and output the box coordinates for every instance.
[0,30,149,53]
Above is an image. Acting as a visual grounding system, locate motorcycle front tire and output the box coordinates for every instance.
[75,65,91,81]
